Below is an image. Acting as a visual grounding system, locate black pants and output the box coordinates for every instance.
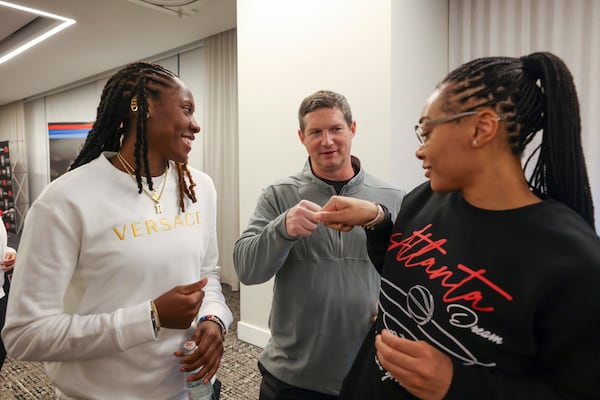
[0,271,12,369]
[258,363,338,400]
[0,293,7,369]
[212,379,221,400]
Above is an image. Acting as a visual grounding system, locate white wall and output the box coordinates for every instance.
[236,0,449,347]
[24,99,50,204]
[45,81,105,123]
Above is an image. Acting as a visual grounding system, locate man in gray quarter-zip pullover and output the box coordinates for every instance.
[234,90,405,399]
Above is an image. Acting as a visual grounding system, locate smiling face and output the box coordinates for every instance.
[146,77,200,164]
[298,107,356,181]
[415,87,480,192]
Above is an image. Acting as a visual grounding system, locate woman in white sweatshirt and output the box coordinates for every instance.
[2,62,232,399]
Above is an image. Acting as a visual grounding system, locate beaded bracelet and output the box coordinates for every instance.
[362,203,383,230]
[200,314,227,338]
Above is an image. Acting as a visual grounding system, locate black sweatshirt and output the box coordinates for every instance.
[340,182,600,399]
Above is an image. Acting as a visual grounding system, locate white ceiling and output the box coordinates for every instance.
[0,0,236,105]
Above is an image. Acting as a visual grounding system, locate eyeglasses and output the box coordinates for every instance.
[414,111,479,146]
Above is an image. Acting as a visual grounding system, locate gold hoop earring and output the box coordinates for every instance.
[130,96,138,112]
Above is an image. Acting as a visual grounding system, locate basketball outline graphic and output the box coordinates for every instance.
[379,277,495,368]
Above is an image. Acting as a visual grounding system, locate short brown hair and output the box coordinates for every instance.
[298,90,353,132]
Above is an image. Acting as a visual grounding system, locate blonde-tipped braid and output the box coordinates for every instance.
[176,162,197,212]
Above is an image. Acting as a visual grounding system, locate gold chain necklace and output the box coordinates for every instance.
[116,152,168,214]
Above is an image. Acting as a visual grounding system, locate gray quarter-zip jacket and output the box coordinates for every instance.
[233,156,404,395]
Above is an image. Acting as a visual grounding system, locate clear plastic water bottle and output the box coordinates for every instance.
[182,341,214,400]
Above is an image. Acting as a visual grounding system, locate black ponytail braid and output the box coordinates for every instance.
[442,52,594,227]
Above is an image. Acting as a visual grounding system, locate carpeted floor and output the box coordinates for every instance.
[0,284,262,399]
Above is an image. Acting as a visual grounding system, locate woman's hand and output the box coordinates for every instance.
[1,252,16,272]
[175,320,224,384]
[318,196,379,231]
[376,330,453,400]
[153,278,207,329]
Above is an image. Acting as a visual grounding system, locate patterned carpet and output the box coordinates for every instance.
[0,284,262,399]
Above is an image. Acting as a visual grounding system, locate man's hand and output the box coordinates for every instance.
[285,199,322,237]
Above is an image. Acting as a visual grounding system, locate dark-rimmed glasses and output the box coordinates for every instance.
[414,111,479,146]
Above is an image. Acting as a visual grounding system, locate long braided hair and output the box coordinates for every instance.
[441,52,594,228]
[69,62,197,212]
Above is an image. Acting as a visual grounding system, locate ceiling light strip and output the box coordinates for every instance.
[0,1,75,65]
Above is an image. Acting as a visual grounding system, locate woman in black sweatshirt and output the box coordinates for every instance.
[319,52,600,399]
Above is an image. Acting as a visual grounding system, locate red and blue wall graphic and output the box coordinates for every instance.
[48,122,92,181]
[48,122,93,139]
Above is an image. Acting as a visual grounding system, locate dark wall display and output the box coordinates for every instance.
[48,122,92,181]
[0,141,16,234]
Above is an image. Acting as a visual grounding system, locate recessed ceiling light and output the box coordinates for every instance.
[0,1,76,65]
